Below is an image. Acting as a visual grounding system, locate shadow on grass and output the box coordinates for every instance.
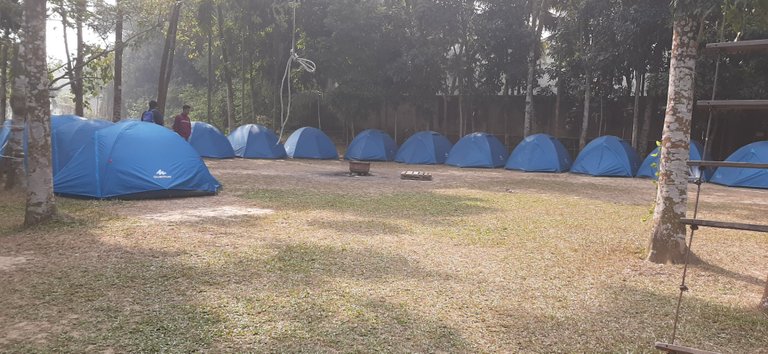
[238,188,493,221]
[0,216,467,352]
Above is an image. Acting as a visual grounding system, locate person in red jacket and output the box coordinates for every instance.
[173,105,192,140]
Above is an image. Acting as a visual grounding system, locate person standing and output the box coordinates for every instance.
[141,100,164,126]
[173,104,192,140]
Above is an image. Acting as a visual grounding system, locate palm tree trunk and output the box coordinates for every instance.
[647,14,701,264]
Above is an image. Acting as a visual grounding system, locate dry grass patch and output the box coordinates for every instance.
[0,160,766,353]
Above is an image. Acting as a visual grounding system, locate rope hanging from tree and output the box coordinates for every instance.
[278,2,316,142]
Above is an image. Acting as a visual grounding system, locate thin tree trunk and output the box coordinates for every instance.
[207,31,213,124]
[216,4,235,133]
[157,2,182,116]
[74,0,85,116]
[6,43,24,190]
[0,35,8,121]
[554,77,562,137]
[524,0,545,137]
[647,14,700,264]
[631,69,642,150]
[240,29,246,122]
[639,94,655,156]
[22,0,57,225]
[112,0,123,122]
[579,70,591,150]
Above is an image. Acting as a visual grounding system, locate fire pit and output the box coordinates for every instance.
[349,161,371,176]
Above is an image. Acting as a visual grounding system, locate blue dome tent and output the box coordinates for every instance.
[571,135,640,177]
[0,120,10,155]
[395,131,453,165]
[52,114,87,130]
[710,141,768,189]
[445,132,508,168]
[284,127,338,159]
[344,129,398,161]
[637,140,708,180]
[189,122,235,158]
[52,118,114,175]
[228,124,286,159]
[54,121,220,199]
[505,134,572,172]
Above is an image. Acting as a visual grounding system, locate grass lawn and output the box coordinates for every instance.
[1,159,766,353]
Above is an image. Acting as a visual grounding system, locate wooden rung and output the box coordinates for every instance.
[703,39,768,54]
[696,100,768,110]
[687,160,768,169]
[681,219,768,233]
[654,342,720,354]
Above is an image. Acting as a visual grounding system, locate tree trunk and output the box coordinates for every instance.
[639,94,655,156]
[524,0,545,137]
[646,14,700,264]
[631,69,642,150]
[157,2,182,116]
[6,43,24,191]
[554,77,563,137]
[74,0,85,116]
[22,0,57,225]
[0,36,8,122]
[207,31,213,124]
[216,4,235,133]
[579,70,591,150]
[112,0,123,122]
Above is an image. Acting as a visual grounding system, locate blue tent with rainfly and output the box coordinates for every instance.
[445,132,508,168]
[710,141,768,189]
[344,129,398,161]
[636,140,708,180]
[505,133,572,172]
[395,131,453,165]
[189,122,235,158]
[54,121,221,199]
[0,120,28,165]
[284,127,338,159]
[571,135,641,177]
[52,118,114,175]
[227,124,286,159]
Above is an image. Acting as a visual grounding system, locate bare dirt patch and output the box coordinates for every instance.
[0,256,27,271]
[143,206,274,223]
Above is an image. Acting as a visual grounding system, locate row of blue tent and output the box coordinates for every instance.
[187,121,768,189]
[1,117,767,197]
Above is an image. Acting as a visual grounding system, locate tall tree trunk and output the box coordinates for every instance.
[207,31,213,124]
[74,0,85,116]
[6,44,24,191]
[0,35,8,122]
[157,2,182,116]
[579,70,591,150]
[631,69,642,150]
[524,0,545,137]
[646,14,700,264]
[216,4,235,133]
[112,0,123,122]
[554,77,563,137]
[639,94,655,156]
[240,29,246,122]
[22,0,57,225]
